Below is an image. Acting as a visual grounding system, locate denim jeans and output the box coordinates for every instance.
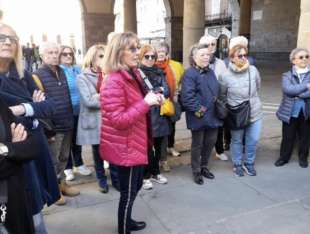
[33,212,48,234]
[231,119,262,165]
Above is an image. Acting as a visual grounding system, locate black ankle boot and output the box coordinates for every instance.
[193,172,204,185]
[130,219,146,231]
[201,168,215,179]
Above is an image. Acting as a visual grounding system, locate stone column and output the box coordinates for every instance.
[297,0,310,50]
[239,0,252,37]
[165,16,183,62]
[183,0,205,68]
[82,12,115,50]
[230,0,240,37]
[124,0,137,33]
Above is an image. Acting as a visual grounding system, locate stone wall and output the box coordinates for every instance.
[250,0,300,61]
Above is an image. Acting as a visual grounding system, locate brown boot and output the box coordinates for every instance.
[60,181,80,197]
[54,194,66,206]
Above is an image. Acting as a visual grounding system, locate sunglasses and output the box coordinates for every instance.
[61,52,73,57]
[237,54,247,59]
[0,34,19,43]
[144,55,156,60]
[298,55,309,60]
[207,43,216,47]
[127,45,140,53]
[98,54,104,59]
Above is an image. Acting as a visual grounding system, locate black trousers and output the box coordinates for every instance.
[118,165,144,234]
[66,115,83,169]
[215,123,231,154]
[191,128,218,174]
[168,122,176,148]
[279,114,310,162]
[145,137,167,178]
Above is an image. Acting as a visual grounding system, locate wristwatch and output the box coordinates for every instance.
[0,143,8,156]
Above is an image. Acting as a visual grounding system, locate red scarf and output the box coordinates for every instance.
[156,59,176,100]
[96,68,104,93]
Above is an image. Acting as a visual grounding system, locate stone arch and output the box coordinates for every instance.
[80,0,115,50]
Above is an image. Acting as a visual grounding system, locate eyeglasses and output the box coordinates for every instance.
[237,54,247,59]
[144,55,156,60]
[298,55,309,60]
[98,54,104,59]
[61,52,73,57]
[0,34,19,44]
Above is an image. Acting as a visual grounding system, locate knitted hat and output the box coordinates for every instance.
[199,35,217,45]
[229,36,248,50]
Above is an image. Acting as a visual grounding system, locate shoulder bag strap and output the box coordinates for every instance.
[248,69,251,99]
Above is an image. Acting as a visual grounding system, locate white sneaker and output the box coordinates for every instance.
[151,174,168,184]
[64,169,75,181]
[215,153,229,161]
[74,165,92,176]
[142,179,153,190]
[168,147,181,157]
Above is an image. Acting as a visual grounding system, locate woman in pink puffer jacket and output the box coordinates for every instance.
[100,32,162,234]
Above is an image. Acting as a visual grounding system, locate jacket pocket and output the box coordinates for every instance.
[81,113,96,129]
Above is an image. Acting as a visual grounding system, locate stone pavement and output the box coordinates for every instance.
[44,62,310,234]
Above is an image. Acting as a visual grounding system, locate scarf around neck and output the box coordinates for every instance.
[155,59,176,100]
[229,60,250,73]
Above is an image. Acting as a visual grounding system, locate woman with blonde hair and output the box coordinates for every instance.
[100,32,162,234]
[76,43,119,193]
[0,23,59,233]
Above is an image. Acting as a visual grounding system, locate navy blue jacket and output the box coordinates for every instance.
[34,64,73,132]
[276,68,310,123]
[181,66,222,130]
[140,65,171,137]
[0,64,60,214]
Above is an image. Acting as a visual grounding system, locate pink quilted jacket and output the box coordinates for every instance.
[100,69,150,166]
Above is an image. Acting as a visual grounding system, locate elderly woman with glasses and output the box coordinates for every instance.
[199,35,230,161]
[0,23,60,233]
[219,38,262,177]
[181,44,222,185]
[59,45,92,182]
[275,48,310,168]
[100,32,162,234]
[138,44,169,190]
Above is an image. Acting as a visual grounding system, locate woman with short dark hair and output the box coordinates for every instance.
[275,48,310,168]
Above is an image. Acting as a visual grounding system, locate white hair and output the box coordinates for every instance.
[199,35,217,45]
[229,36,248,50]
[39,41,59,56]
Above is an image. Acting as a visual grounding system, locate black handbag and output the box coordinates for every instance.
[206,82,228,120]
[226,70,251,130]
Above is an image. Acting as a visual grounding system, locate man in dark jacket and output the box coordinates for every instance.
[34,42,79,205]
